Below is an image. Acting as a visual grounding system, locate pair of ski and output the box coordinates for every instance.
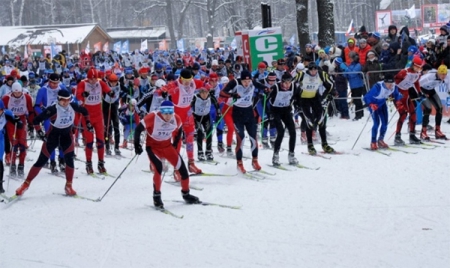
[154,200,242,219]
[362,146,418,156]
[105,154,128,160]
[197,159,220,166]
[268,162,320,171]
[240,169,275,181]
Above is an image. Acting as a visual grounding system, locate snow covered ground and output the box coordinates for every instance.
[1,109,450,268]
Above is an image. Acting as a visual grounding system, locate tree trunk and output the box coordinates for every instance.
[18,0,26,26]
[296,0,309,49]
[316,0,334,48]
[10,0,16,26]
[166,0,176,49]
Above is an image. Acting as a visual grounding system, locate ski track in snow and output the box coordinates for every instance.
[1,114,450,267]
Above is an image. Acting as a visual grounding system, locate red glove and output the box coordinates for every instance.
[395,100,404,112]
[369,103,378,111]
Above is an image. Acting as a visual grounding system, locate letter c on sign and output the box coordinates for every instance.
[255,36,277,52]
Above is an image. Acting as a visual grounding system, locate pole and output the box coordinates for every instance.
[260,94,267,142]
[95,154,138,202]
[205,100,234,140]
[351,114,371,150]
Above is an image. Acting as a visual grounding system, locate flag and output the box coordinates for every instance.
[1,46,6,55]
[121,40,129,54]
[290,34,296,46]
[406,5,416,19]
[113,41,121,53]
[28,44,32,58]
[51,42,56,59]
[140,39,148,52]
[176,39,184,51]
[103,42,109,52]
[85,41,90,54]
[230,38,237,49]
[345,19,354,37]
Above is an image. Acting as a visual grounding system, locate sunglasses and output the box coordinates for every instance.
[160,108,174,115]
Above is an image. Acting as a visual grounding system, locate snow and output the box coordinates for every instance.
[107,27,166,40]
[0,24,99,48]
[1,107,450,267]
[380,0,393,10]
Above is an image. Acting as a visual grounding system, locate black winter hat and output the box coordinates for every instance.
[383,73,394,83]
[240,70,252,80]
[180,69,193,79]
[58,89,71,99]
[49,73,60,82]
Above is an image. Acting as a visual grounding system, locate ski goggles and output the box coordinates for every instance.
[160,107,174,115]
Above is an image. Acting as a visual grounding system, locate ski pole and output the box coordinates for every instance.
[205,99,235,140]
[351,114,371,150]
[260,94,267,142]
[6,122,18,191]
[95,153,138,202]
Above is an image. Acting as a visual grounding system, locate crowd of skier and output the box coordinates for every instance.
[0,22,450,208]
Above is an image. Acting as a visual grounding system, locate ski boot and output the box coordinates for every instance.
[370,142,378,150]
[188,159,202,174]
[115,147,121,156]
[0,182,4,194]
[272,152,280,166]
[394,133,405,146]
[120,140,128,149]
[59,157,66,172]
[237,160,246,174]
[322,143,335,153]
[217,141,225,153]
[377,140,389,149]
[10,164,17,177]
[106,149,112,156]
[435,126,447,140]
[420,127,430,141]
[205,150,214,161]
[16,181,30,196]
[50,161,58,174]
[252,157,261,171]
[86,161,94,174]
[288,152,298,165]
[64,182,77,196]
[17,164,24,178]
[226,146,234,157]
[98,160,107,174]
[198,151,206,161]
[182,190,200,204]
[409,132,421,144]
[307,143,317,155]
[153,191,164,209]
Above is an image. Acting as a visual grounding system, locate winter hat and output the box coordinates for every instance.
[277,58,286,65]
[334,57,343,65]
[318,49,325,55]
[281,72,293,82]
[437,65,448,75]
[49,73,60,82]
[305,44,313,48]
[240,70,252,80]
[296,63,305,71]
[383,73,394,83]
[180,69,193,79]
[347,39,355,44]
[359,38,367,44]
[257,62,267,69]
[220,76,229,84]
[211,60,219,66]
[11,82,22,93]
[372,32,381,39]
[6,76,15,82]
[367,51,375,56]
[57,90,71,99]
[408,45,418,54]
[209,73,219,81]
[324,46,331,55]
[159,100,174,110]
[87,68,97,79]
[412,56,423,68]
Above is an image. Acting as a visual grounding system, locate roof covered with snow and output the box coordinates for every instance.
[0,24,111,48]
[107,26,166,39]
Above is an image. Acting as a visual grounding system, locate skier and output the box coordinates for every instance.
[2,82,35,178]
[15,90,93,196]
[393,56,423,145]
[191,85,220,161]
[0,100,22,193]
[295,62,335,155]
[103,73,122,156]
[363,74,403,150]
[266,72,300,166]
[418,64,449,140]
[133,100,200,209]
[220,70,266,173]
[76,67,115,174]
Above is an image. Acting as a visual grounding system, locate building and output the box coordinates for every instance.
[0,23,113,57]
[107,26,166,51]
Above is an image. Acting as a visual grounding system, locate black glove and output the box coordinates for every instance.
[161,91,168,98]
[86,120,94,132]
[108,91,115,98]
[326,94,334,101]
[82,91,90,98]
[13,117,23,129]
[134,143,143,155]
[37,129,46,142]
[231,92,241,99]
[216,112,222,119]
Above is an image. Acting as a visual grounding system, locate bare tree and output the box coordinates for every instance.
[316,0,334,47]
[296,0,310,48]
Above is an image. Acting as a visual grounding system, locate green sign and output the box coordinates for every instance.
[248,27,284,69]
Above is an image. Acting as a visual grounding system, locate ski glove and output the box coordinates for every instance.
[369,103,378,111]
[82,91,90,98]
[86,120,94,132]
[134,144,143,155]
[14,117,23,129]
[108,91,115,98]
[37,129,47,142]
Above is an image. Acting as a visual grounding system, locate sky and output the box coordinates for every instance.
[1,105,449,268]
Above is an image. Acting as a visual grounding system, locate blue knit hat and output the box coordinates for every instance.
[160,100,174,109]
[335,57,343,65]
